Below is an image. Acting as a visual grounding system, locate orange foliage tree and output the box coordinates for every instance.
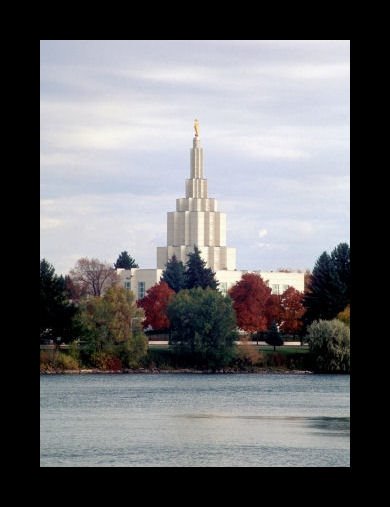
[279,287,305,336]
[228,273,272,334]
[137,281,175,330]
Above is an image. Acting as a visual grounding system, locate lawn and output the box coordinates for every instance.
[148,342,309,355]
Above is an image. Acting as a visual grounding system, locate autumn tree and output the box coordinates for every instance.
[40,259,77,343]
[229,273,272,336]
[76,285,147,368]
[337,305,350,327]
[185,246,218,290]
[161,254,186,293]
[167,288,237,369]
[303,243,350,326]
[114,251,139,270]
[69,257,119,297]
[137,281,175,331]
[279,287,305,337]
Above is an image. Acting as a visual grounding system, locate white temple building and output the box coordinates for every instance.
[118,121,304,300]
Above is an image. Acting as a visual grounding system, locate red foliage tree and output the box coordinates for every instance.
[279,287,305,335]
[228,273,272,333]
[137,281,175,330]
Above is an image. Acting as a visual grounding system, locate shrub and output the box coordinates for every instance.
[305,319,350,373]
[119,332,148,368]
[40,350,79,371]
[265,352,286,368]
[235,341,264,367]
[90,352,123,371]
[55,352,80,370]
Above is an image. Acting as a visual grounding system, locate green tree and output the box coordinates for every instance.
[76,285,147,368]
[303,243,350,326]
[114,251,139,270]
[40,259,76,343]
[330,242,351,311]
[305,319,350,373]
[167,287,237,369]
[161,254,186,293]
[265,320,284,351]
[184,246,218,290]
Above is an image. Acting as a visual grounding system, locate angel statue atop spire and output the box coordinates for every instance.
[194,118,200,137]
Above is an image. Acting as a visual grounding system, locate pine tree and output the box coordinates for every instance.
[330,242,350,311]
[40,259,76,342]
[303,243,350,326]
[114,251,139,270]
[265,320,283,352]
[161,254,186,293]
[184,246,218,290]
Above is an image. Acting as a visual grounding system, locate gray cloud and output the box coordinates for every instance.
[40,40,349,275]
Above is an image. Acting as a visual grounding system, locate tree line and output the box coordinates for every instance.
[40,243,350,372]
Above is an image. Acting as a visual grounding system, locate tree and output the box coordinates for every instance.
[40,259,77,343]
[184,246,219,290]
[330,242,351,311]
[161,254,186,293]
[69,257,119,297]
[305,319,350,373]
[64,274,87,303]
[303,243,350,326]
[167,288,237,369]
[279,287,305,336]
[137,281,175,330]
[114,251,139,270]
[76,285,147,367]
[229,273,272,335]
[265,320,283,351]
[337,305,350,327]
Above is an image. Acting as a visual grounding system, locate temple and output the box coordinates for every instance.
[117,121,304,300]
[157,122,236,271]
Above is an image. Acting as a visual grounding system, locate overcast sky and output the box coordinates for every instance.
[40,40,350,275]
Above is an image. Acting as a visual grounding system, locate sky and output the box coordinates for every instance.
[40,40,350,275]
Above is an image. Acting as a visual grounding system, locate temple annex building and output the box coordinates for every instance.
[117,121,304,299]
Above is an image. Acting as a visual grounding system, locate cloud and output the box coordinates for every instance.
[40,40,349,275]
[258,228,268,238]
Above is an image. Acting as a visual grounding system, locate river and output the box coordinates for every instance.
[40,373,350,467]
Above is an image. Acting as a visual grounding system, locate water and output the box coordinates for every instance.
[40,373,350,467]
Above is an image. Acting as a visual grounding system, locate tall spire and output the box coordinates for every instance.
[156,121,236,271]
[187,119,205,196]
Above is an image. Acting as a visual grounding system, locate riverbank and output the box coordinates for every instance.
[40,367,314,375]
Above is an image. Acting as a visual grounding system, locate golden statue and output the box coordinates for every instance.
[194,118,200,137]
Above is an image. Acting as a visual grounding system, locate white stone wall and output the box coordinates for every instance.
[118,268,305,301]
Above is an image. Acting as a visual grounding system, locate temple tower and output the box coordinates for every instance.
[157,120,236,271]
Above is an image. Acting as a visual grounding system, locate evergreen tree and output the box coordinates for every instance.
[114,251,139,270]
[330,242,351,311]
[161,254,186,293]
[184,246,218,290]
[40,259,77,342]
[265,320,284,352]
[303,243,350,326]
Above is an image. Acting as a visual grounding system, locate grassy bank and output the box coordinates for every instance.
[40,344,314,374]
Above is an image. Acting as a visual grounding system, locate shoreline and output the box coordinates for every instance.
[40,367,314,375]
